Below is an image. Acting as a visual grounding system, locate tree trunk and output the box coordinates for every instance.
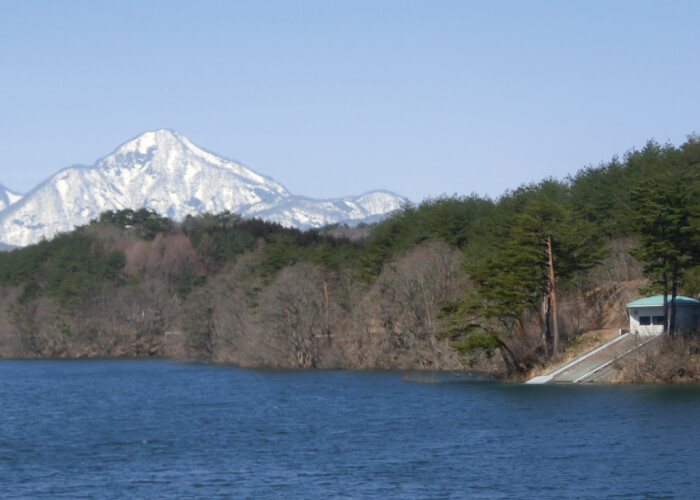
[498,340,520,375]
[547,235,560,354]
[542,296,551,357]
[662,272,668,334]
[670,279,678,336]
[322,278,330,337]
[514,316,527,338]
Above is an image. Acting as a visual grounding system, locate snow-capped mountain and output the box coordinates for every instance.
[0,130,405,246]
[250,191,407,228]
[0,184,22,212]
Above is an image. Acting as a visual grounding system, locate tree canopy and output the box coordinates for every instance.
[0,134,697,370]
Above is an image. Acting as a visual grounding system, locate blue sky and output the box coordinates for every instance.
[1,0,698,202]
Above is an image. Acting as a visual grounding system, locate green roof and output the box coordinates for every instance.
[626,295,700,307]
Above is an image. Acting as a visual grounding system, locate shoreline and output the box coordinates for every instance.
[2,355,698,386]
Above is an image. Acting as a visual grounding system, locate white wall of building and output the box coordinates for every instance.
[629,306,665,336]
[629,304,700,336]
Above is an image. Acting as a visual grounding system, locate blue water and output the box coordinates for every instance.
[1,361,698,498]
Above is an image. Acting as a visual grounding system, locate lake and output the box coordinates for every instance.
[1,360,698,498]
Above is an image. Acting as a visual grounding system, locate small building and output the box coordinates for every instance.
[626,295,700,336]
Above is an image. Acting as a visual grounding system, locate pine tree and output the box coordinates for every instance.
[630,144,700,334]
[441,186,604,368]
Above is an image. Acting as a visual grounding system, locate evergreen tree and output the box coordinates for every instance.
[442,185,603,366]
[630,143,700,334]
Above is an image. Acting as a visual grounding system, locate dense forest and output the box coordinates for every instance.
[0,137,698,377]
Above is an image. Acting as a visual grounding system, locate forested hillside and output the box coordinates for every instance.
[0,137,698,375]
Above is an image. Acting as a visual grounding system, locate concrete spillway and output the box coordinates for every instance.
[526,333,658,384]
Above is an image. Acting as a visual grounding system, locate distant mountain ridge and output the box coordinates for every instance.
[0,130,406,246]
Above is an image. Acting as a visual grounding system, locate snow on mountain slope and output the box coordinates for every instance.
[0,184,22,211]
[248,191,404,229]
[97,130,291,218]
[0,130,405,246]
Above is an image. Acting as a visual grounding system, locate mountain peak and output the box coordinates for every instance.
[112,129,185,156]
[0,131,407,246]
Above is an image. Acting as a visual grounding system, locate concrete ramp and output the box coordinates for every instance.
[526,333,658,384]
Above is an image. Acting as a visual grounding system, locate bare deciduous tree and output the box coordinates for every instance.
[365,242,466,369]
[255,263,329,368]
